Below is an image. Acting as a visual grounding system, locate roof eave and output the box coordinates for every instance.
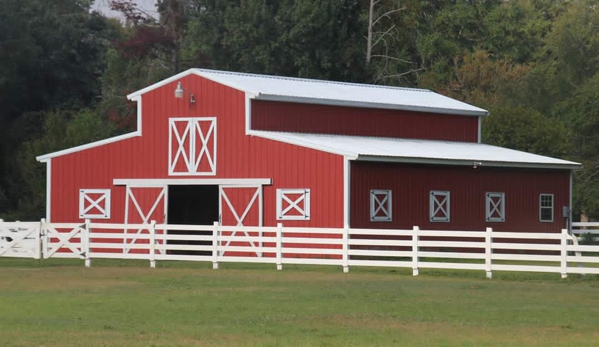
[356,155,582,170]
[255,94,490,117]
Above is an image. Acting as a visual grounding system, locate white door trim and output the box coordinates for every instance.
[114,178,272,187]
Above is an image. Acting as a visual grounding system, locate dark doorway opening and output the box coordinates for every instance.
[167,185,219,255]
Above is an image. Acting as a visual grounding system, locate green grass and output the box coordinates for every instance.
[1,259,599,346]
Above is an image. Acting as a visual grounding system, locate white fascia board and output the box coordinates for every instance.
[113,178,273,187]
[127,69,198,100]
[254,94,490,117]
[248,130,358,158]
[36,96,143,162]
[127,69,261,100]
[357,155,583,170]
[36,131,139,162]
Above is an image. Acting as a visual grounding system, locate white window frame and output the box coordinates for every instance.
[539,194,554,222]
[485,192,505,222]
[276,189,310,221]
[168,117,217,176]
[79,189,111,219]
[370,189,392,222]
[430,191,450,222]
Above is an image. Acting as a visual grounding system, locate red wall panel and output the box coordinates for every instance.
[350,162,570,233]
[251,100,479,142]
[51,75,344,228]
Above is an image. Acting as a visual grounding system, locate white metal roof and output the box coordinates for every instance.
[127,68,489,116]
[252,131,581,170]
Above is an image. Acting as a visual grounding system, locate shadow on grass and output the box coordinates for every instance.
[2,257,599,284]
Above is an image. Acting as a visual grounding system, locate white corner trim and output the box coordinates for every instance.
[245,92,258,134]
[478,115,482,143]
[113,178,272,187]
[36,96,143,161]
[343,157,351,228]
[46,159,51,222]
[248,130,357,158]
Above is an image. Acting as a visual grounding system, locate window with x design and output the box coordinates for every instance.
[486,192,505,222]
[276,189,310,220]
[79,189,111,219]
[169,117,217,175]
[429,191,450,222]
[370,190,392,222]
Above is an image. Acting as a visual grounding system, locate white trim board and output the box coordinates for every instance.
[36,96,143,162]
[45,159,51,222]
[114,178,272,187]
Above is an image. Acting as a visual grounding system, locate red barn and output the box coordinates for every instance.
[36,69,581,233]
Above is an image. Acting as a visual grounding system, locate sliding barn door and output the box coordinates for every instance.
[219,186,262,257]
[124,186,167,254]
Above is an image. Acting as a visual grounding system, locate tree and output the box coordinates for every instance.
[0,0,117,216]
[9,109,115,220]
[483,106,572,159]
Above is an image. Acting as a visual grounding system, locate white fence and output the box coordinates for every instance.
[572,222,599,242]
[2,219,599,278]
[0,219,41,259]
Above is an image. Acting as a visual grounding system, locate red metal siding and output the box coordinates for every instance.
[350,162,570,232]
[51,75,344,228]
[251,100,479,142]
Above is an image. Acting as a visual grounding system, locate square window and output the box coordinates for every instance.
[370,190,392,222]
[79,189,111,219]
[430,191,450,222]
[486,192,505,222]
[276,189,310,220]
[540,194,554,222]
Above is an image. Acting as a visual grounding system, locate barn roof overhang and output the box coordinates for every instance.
[251,131,582,171]
[127,68,489,117]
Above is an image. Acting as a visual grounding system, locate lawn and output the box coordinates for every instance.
[1,259,599,347]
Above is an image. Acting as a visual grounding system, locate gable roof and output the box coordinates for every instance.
[127,68,489,117]
[252,131,581,170]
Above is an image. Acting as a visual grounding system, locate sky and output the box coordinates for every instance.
[91,0,159,20]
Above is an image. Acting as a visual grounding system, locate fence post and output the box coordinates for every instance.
[149,220,156,268]
[561,228,568,279]
[40,218,48,259]
[412,226,419,276]
[342,224,349,273]
[212,222,219,270]
[35,219,43,260]
[276,223,283,271]
[84,219,91,268]
[485,227,492,279]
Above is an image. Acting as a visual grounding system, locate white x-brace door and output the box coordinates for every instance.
[219,185,263,256]
[124,186,167,254]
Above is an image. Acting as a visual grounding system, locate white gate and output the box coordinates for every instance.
[42,222,86,259]
[0,221,41,259]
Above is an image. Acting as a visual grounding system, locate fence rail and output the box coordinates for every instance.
[1,219,599,278]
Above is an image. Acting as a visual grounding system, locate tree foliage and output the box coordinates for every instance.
[2,0,599,220]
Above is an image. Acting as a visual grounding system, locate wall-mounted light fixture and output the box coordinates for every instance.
[174,81,195,104]
[473,161,482,169]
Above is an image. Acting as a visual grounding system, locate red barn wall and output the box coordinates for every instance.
[350,162,570,232]
[50,74,344,228]
[251,100,479,142]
